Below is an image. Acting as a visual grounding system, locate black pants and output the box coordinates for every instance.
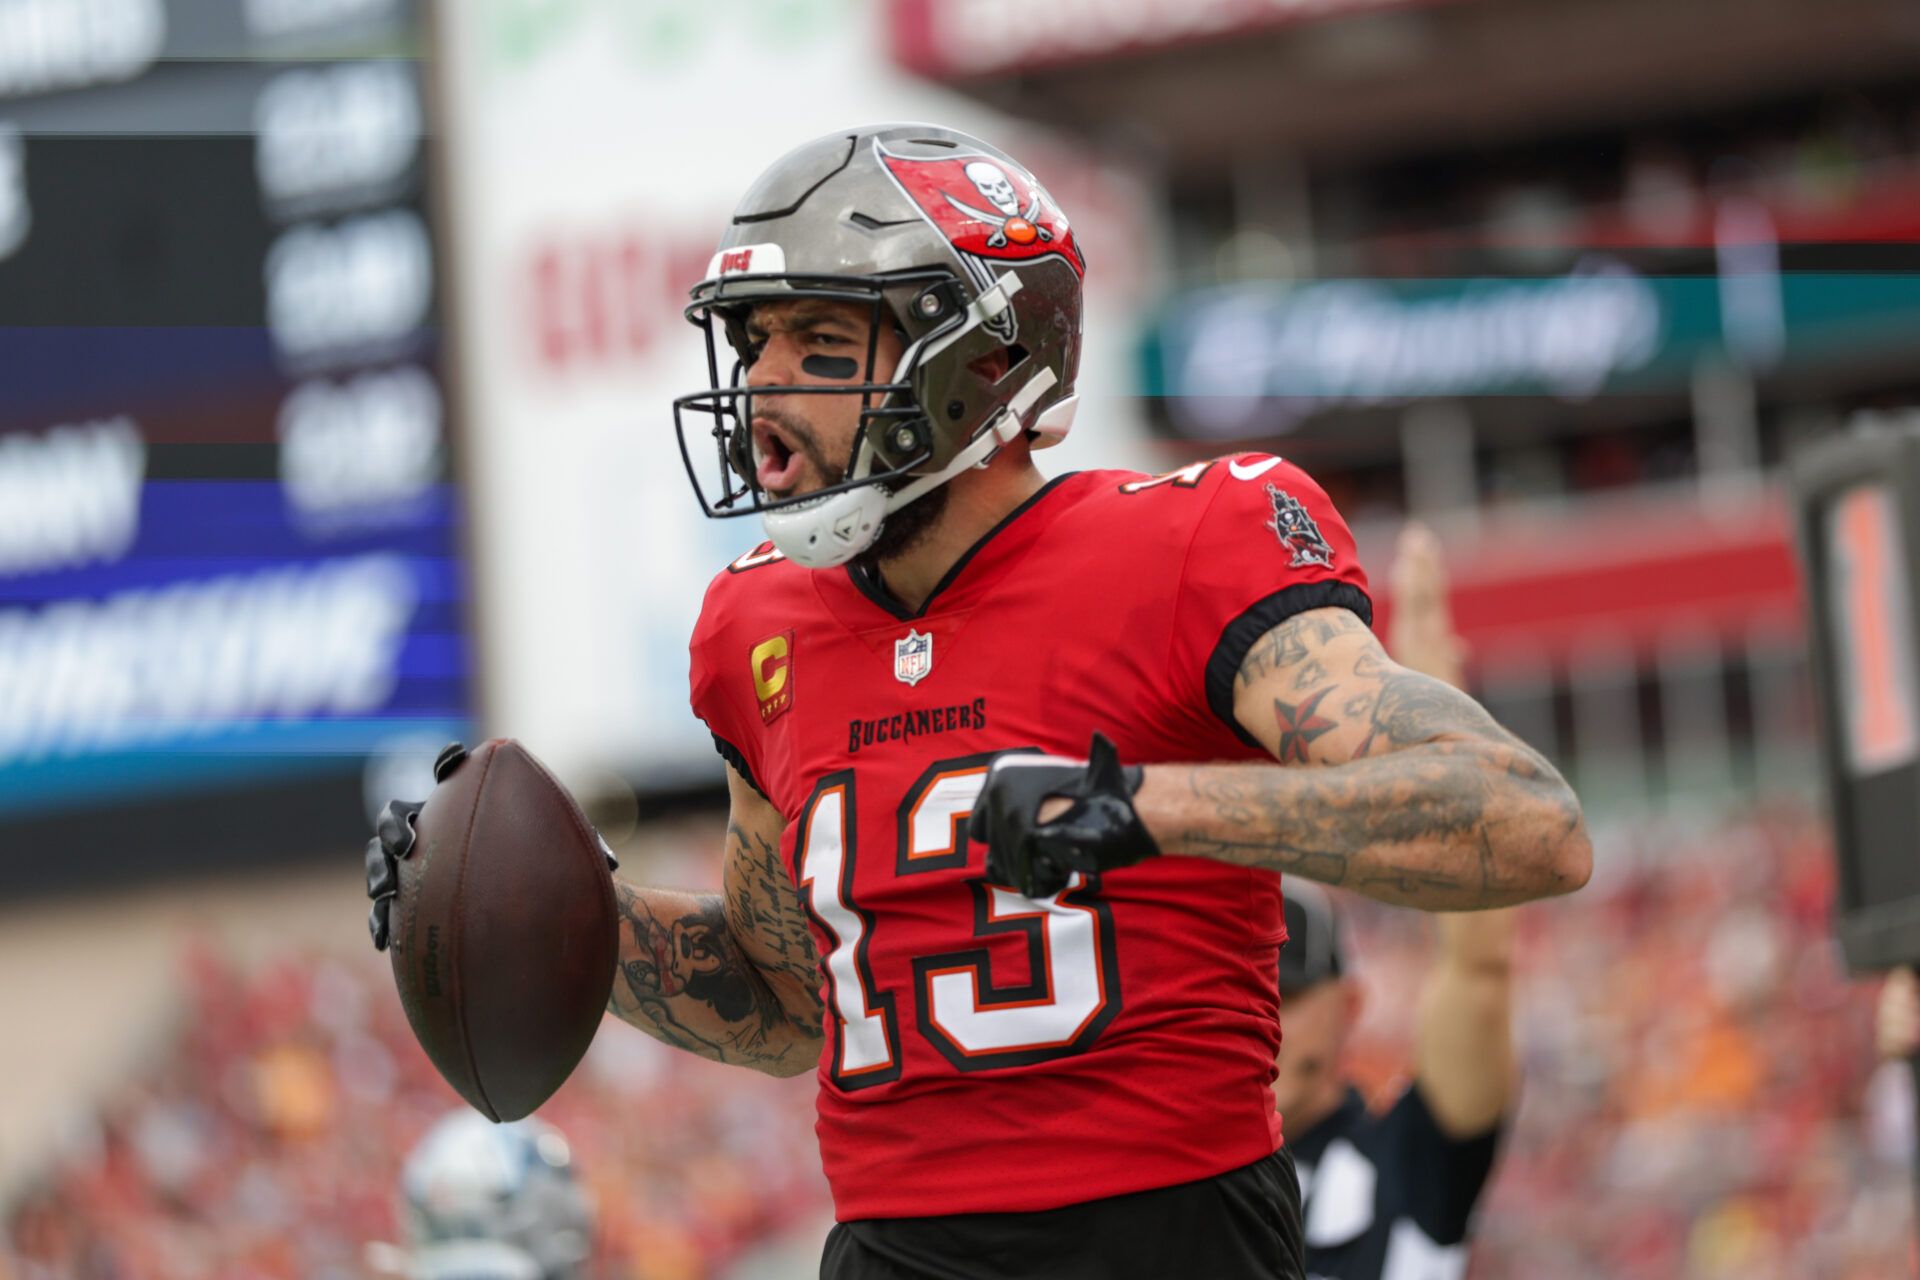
[821,1148,1304,1280]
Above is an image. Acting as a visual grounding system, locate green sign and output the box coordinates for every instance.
[1142,260,1920,437]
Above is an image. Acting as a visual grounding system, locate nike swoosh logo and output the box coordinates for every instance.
[1228,456,1281,481]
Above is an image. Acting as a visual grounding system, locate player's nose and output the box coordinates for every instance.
[746,333,801,389]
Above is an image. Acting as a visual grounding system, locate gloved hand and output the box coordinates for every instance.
[970,732,1160,899]
[365,741,619,950]
[365,792,421,952]
[364,740,465,952]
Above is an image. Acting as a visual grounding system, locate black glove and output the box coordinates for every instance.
[365,794,421,952]
[970,732,1160,899]
[364,741,620,951]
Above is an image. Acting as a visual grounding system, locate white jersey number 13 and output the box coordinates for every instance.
[794,754,1121,1088]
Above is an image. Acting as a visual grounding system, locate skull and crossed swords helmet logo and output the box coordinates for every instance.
[944,161,1055,250]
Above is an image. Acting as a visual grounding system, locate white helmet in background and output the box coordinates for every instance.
[399,1110,594,1280]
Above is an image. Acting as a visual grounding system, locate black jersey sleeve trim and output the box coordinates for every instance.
[1204,581,1375,749]
[710,732,769,802]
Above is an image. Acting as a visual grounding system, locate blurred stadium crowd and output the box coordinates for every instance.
[1348,802,1909,1279]
[4,803,1907,1280]
[1,825,833,1280]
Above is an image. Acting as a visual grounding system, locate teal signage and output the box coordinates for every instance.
[1141,258,1920,437]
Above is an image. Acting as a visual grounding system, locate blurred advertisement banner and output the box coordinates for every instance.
[1143,261,1920,438]
[0,0,470,880]
[888,0,1457,79]
[436,0,1153,791]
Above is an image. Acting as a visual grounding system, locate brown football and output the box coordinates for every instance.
[387,738,617,1121]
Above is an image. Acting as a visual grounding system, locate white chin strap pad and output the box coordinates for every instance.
[762,485,890,570]
[761,367,1061,570]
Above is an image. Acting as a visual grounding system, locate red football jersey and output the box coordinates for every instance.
[688,455,1372,1221]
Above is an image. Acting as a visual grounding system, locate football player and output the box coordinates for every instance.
[370,123,1590,1280]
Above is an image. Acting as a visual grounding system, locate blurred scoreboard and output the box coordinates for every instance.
[0,0,470,890]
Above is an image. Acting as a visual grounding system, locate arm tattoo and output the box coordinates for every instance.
[724,819,825,1029]
[1176,744,1514,904]
[1352,662,1511,759]
[1234,609,1368,690]
[1167,610,1588,909]
[607,878,818,1074]
[1289,657,1329,692]
[1271,686,1337,764]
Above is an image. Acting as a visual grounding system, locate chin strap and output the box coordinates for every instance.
[882,367,1058,514]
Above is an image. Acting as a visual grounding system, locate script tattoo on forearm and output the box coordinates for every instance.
[723,819,825,1030]
[1179,610,1584,908]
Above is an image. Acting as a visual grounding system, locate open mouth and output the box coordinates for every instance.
[753,418,806,496]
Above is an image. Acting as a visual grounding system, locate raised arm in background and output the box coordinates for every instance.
[1878,965,1920,1062]
[603,764,823,1077]
[1377,525,1519,1134]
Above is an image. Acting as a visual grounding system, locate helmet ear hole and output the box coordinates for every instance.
[966,344,1029,387]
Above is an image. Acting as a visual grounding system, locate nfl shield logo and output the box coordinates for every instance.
[894,629,933,686]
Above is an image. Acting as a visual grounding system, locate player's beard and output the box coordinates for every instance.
[865,481,949,563]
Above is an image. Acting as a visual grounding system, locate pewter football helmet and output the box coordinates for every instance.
[674,122,1085,568]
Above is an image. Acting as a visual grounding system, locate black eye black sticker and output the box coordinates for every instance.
[801,355,860,380]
